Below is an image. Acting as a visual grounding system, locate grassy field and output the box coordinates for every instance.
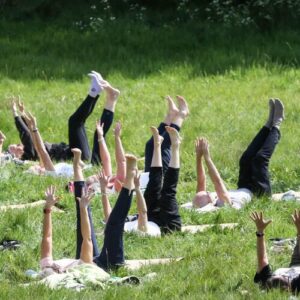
[1,15,300,299]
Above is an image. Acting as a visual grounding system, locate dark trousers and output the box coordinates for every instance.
[144,167,181,234]
[15,116,38,160]
[75,182,133,270]
[68,95,99,161]
[144,122,180,174]
[237,126,281,196]
[91,109,114,165]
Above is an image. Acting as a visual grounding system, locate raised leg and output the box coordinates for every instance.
[94,155,136,270]
[144,127,164,223]
[250,127,281,196]
[68,95,99,160]
[158,127,182,233]
[91,81,120,165]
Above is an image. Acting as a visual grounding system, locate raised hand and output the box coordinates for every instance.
[195,137,204,156]
[96,120,104,139]
[11,99,17,113]
[97,169,109,192]
[77,187,94,208]
[134,169,141,188]
[45,185,60,209]
[292,209,300,235]
[113,121,122,137]
[17,97,25,114]
[250,211,272,233]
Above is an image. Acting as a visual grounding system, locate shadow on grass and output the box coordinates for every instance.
[1,18,300,81]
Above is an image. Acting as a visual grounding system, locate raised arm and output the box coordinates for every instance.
[97,169,112,222]
[77,189,95,264]
[96,121,112,177]
[195,137,206,192]
[41,186,60,260]
[250,211,272,272]
[134,170,148,233]
[114,121,126,192]
[201,138,231,205]
[24,112,55,171]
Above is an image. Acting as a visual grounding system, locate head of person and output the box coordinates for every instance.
[192,191,215,208]
[8,143,24,158]
[265,274,300,294]
[265,275,290,292]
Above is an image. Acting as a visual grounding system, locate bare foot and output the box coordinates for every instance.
[150,126,164,145]
[165,126,182,147]
[102,80,120,102]
[165,96,179,124]
[126,154,137,170]
[71,148,82,156]
[176,95,189,118]
[71,148,84,167]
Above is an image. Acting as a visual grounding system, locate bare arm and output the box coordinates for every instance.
[96,121,112,177]
[25,112,54,171]
[114,121,126,191]
[201,138,231,204]
[134,171,148,232]
[77,190,94,264]
[41,186,60,260]
[250,211,272,272]
[195,138,206,192]
[98,170,112,222]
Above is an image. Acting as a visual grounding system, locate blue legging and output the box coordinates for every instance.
[74,182,133,270]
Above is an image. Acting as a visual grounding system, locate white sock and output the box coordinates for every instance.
[88,71,103,97]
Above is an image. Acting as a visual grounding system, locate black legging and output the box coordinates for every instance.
[68,95,99,160]
[144,167,182,234]
[237,126,281,196]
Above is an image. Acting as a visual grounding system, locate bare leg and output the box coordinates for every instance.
[164,96,179,125]
[150,127,164,167]
[170,95,189,128]
[103,81,120,113]
[165,126,181,169]
[72,148,84,181]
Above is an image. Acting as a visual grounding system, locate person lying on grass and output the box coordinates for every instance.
[72,148,141,268]
[192,99,284,210]
[98,126,182,237]
[251,210,300,294]
[8,71,120,165]
[15,75,120,176]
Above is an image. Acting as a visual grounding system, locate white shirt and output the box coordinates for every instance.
[215,188,253,209]
[124,220,161,237]
[273,266,300,281]
[45,163,73,177]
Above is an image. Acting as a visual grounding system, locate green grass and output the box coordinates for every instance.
[1,15,300,299]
